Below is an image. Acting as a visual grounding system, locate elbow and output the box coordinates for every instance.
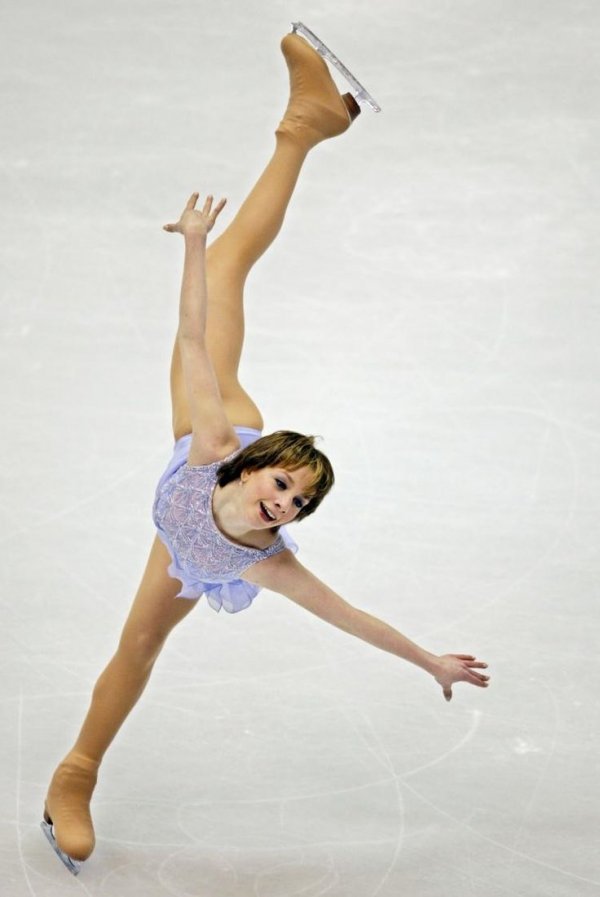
[321,596,360,633]
[177,330,206,349]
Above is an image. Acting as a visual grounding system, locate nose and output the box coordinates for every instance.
[274,495,289,515]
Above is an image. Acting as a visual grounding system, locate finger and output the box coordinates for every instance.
[185,192,200,211]
[465,672,490,687]
[461,663,489,680]
[454,654,476,661]
[443,687,452,702]
[466,661,488,669]
[163,223,177,232]
[211,197,227,219]
[202,194,213,216]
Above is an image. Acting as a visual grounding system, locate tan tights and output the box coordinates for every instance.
[170,130,310,437]
[45,32,357,862]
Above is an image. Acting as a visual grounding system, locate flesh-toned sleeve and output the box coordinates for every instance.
[243,551,359,630]
[175,231,239,464]
[243,551,440,674]
[177,337,239,464]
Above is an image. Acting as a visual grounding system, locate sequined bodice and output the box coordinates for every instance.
[153,454,287,584]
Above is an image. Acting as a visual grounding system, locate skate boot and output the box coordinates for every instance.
[41,753,99,875]
[277,29,368,149]
[290,22,381,113]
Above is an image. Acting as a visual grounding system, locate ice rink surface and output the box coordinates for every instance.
[2,0,599,894]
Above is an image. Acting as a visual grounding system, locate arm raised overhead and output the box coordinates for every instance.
[164,193,239,465]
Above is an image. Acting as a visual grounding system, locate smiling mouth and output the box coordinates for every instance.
[260,502,276,523]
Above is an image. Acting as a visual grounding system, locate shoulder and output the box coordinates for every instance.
[186,435,241,468]
[242,550,314,597]
[242,551,354,625]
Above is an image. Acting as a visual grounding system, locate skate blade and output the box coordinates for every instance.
[291,21,381,113]
[40,818,81,876]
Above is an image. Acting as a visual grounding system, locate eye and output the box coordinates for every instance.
[274,476,305,511]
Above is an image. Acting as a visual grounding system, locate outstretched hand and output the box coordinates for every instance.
[163,192,227,238]
[433,654,489,702]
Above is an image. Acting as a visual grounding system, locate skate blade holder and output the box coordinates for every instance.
[40,817,82,876]
[292,21,382,113]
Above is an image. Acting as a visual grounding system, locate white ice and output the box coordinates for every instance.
[1,1,599,895]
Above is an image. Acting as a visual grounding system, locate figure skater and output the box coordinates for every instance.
[42,24,490,875]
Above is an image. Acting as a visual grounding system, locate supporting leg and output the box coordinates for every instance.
[44,536,196,863]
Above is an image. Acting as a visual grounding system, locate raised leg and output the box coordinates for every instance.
[44,536,196,862]
[170,32,358,440]
[170,132,309,438]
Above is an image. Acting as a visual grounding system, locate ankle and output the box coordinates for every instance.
[274,126,312,154]
[60,751,101,774]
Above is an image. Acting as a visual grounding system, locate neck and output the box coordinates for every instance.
[212,482,277,549]
[212,482,249,539]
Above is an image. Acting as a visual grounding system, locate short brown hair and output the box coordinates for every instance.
[217,430,334,521]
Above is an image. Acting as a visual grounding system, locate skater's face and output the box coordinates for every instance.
[240,465,316,528]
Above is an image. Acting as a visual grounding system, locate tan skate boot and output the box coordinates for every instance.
[277,32,361,149]
[42,753,99,873]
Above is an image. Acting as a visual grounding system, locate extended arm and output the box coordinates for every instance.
[245,553,489,701]
[164,193,239,464]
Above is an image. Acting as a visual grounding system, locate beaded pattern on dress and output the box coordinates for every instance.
[152,452,298,613]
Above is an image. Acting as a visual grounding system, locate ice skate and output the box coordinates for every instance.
[277,29,366,149]
[40,813,82,875]
[41,754,98,873]
[291,22,381,113]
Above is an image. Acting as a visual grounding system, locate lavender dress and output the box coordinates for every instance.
[152,427,298,613]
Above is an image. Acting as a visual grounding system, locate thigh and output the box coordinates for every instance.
[170,341,264,440]
[119,535,198,649]
[204,253,264,430]
[170,251,265,439]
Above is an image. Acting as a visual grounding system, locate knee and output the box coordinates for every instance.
[118,624,170,668]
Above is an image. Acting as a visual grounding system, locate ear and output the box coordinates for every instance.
[240,468,250,483]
